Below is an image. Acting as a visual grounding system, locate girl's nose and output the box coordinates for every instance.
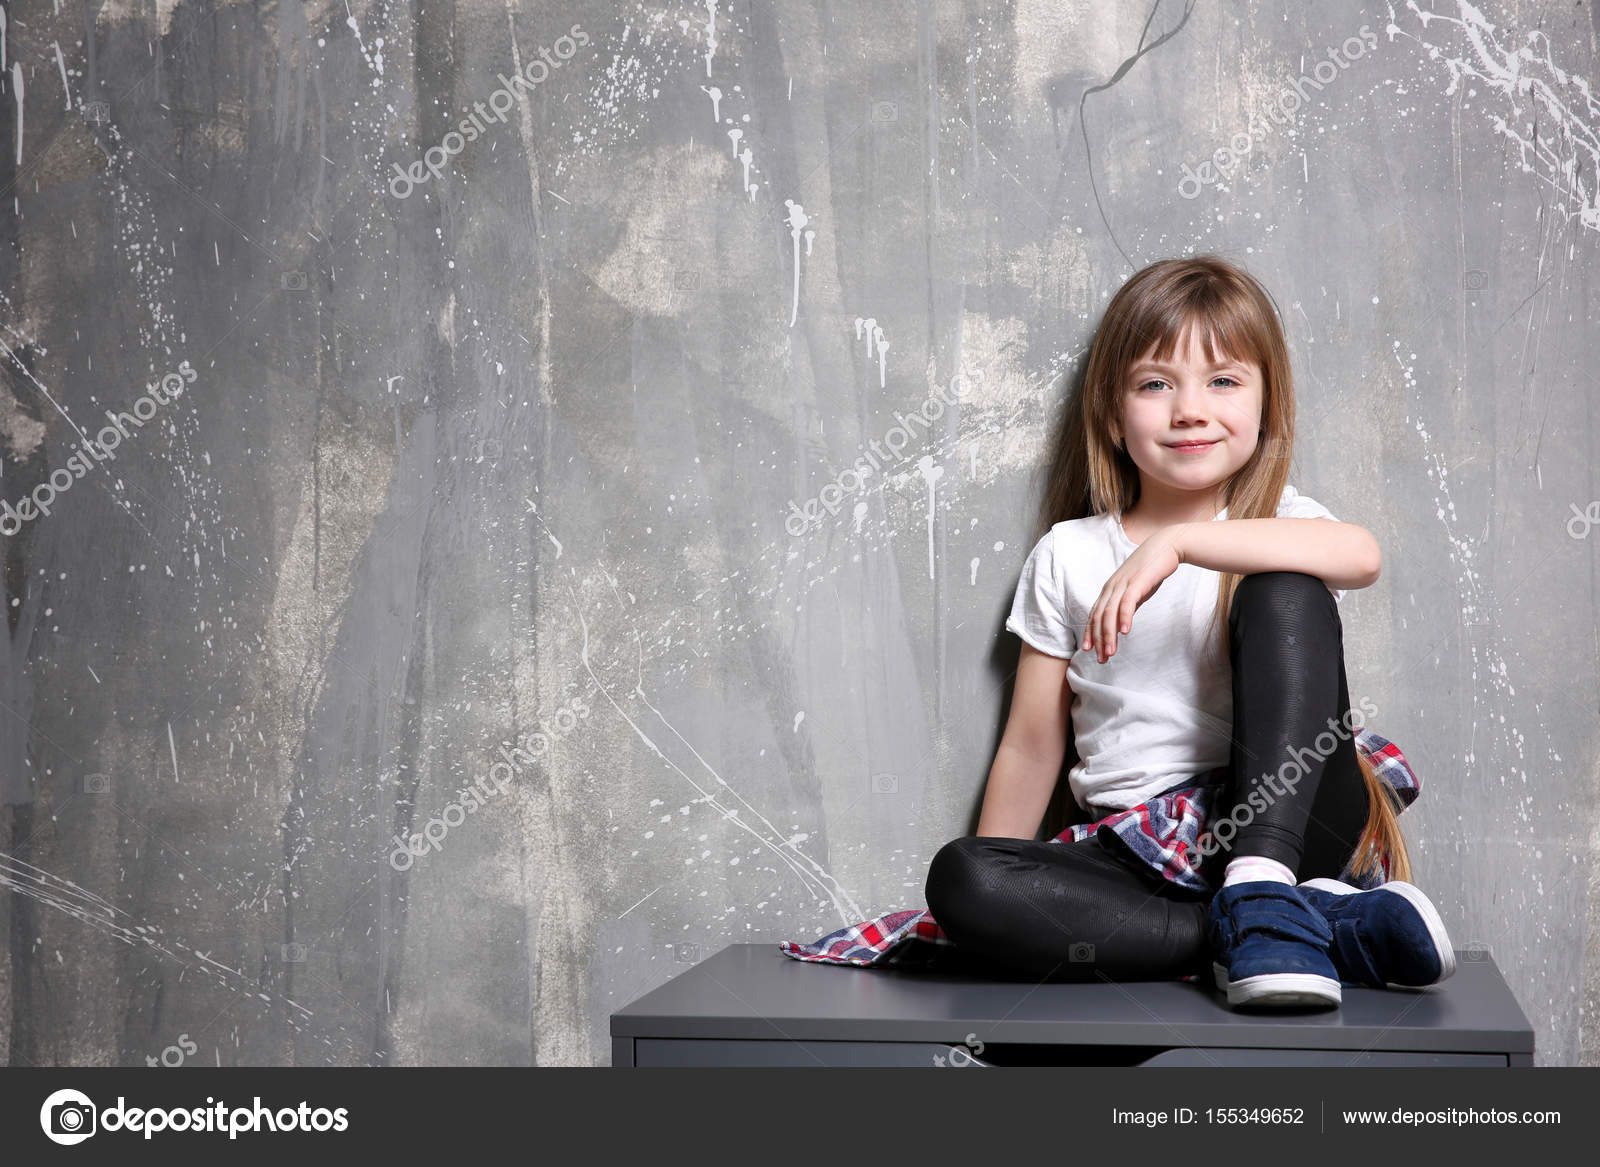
[1171,388,1209,423]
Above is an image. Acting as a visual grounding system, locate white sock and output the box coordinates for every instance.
[1222,855,1297,887]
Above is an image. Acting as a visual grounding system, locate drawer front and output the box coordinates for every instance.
[1140,1047,1508,1067]
[618,1038,1508,1068]
[627,1038,970,1067]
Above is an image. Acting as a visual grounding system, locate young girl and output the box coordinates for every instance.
[924,255,1454,1009]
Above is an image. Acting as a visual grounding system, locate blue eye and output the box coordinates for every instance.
[1137,376,1240,391]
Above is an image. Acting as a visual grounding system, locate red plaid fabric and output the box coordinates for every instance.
[779,726,1419,978]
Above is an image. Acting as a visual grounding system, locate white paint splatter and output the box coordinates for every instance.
[52,41,69,109]
[853,316,890,387]
[703,0,720,77]
[0,851,312,1020]
[1395,0,1600,232]
[783,200,810,327]
[11,61,22,167]
[565,580,866,922]
[916,455,944,579]
[344,2,384,79]
[738,146,755,194]
[524,498,562,556]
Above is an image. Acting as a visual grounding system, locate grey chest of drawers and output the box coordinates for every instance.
[611,943,1534,1067]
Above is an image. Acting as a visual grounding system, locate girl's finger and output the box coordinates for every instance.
[1103,586,1122,659]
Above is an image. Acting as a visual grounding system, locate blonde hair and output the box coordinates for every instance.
[1034,254,1409,882]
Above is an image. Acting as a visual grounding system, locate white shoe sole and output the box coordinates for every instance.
[1211,960,1341,1008]
[1297,877,1457,987]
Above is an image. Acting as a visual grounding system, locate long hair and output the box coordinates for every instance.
[1033,254,1409,883]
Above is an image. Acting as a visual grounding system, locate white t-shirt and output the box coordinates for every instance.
[1004,484,1344,815]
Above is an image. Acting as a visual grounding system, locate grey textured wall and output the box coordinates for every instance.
[0,0,1596,1067]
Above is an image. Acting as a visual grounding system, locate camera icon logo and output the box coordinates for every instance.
[280,271,308,291]
[1069,941,1095,963]
[40,1089,97,1145]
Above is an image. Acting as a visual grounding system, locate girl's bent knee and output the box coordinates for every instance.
[924,836,993,919]
[1230,570,1340,627]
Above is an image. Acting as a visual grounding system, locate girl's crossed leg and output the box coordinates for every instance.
[925,571,1373,983]
[924,832,1211,982]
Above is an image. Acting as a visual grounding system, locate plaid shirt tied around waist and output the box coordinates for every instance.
[779,726,1419,974]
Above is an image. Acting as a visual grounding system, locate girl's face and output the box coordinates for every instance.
[1113,322,1264,502]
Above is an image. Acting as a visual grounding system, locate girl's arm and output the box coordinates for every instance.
[1175,518,1381,592]
[977,643,1072,838]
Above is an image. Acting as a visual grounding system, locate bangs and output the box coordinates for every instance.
[1134,289,1268,374]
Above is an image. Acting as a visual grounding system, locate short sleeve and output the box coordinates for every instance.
[1276,486,1346,604]
[1005,528,1078,658]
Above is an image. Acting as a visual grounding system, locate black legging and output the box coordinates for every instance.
[925,571,1373,983]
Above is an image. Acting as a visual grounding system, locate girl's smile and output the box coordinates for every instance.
[1165,438,1221,454]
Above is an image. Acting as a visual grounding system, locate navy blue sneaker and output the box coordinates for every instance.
[1295,877,1456,989]
[1207,880,1341,1008]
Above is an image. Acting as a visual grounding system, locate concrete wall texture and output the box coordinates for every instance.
[0,0,1595,1066]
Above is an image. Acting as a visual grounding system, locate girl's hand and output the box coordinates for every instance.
[1084,525,1187,663]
